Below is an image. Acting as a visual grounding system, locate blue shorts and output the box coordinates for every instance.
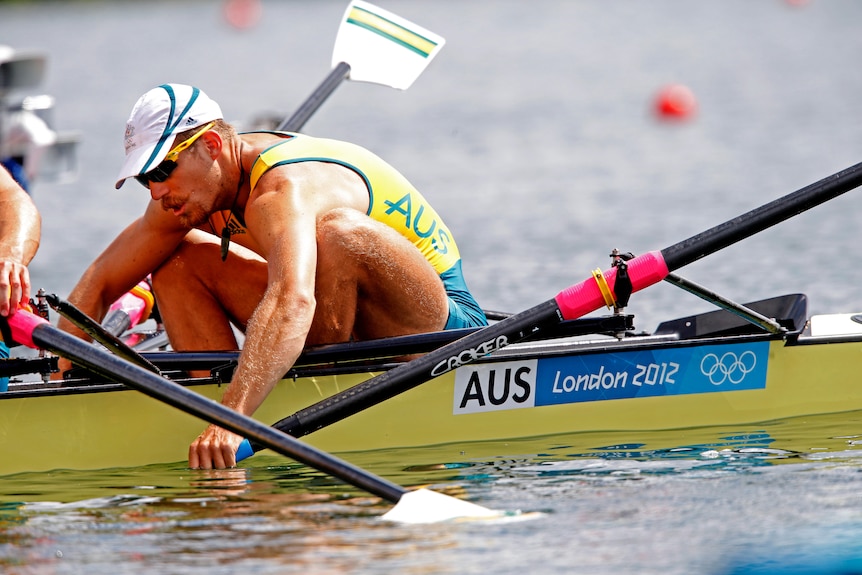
[445,294,488,329]
[440,261,488,330]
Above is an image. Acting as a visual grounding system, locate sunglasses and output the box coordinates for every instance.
[135,121,216,188]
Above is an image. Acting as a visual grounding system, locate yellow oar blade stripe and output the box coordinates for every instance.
[347,6,438,58]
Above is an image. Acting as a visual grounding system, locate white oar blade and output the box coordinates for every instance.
[381,488,503,524]
[332,0,445,90]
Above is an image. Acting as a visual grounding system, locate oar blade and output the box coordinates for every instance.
[381,488,504,524]
[333,0,445,90]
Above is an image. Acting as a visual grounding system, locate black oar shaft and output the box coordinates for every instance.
[248,160,862,453]
[27,321,406,503]
[661,161,862,271]
[278,62,351,132]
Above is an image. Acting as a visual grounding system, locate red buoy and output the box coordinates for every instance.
[223,0,262,30]
[654,84,697,120]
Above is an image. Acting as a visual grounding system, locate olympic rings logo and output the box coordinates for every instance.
[700,351,757,385]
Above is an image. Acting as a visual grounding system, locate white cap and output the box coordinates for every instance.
[115,84,222,189]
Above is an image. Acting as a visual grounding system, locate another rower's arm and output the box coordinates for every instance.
[0,166,41,316]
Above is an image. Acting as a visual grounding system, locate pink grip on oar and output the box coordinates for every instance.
[108,280,154,327]
[108,293,147,327]
[554,250,670,320]
[6,308,49,349]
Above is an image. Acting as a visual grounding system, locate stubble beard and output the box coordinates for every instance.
[174,171,228,229]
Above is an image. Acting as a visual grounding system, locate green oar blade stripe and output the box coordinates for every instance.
[347,6,437,58]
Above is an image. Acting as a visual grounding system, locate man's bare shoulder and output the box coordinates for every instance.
[252,160,369,216]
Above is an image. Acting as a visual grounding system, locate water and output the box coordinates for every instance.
[3,0,862,572]
[2,416,862,574]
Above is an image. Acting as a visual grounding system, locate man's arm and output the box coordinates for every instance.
[58,200,190,342]
[188,173,322,469]
[0,166,41,316]
[225,186,320,408]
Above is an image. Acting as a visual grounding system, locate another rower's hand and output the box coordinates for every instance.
[0,260,30,317]
[189,424,244,469]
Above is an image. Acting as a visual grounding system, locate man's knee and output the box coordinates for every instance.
[151,233,215,288]
[318,207,365,238]
[316,208,377,260]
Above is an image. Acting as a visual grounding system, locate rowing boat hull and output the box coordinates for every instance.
[3,317,862,477]
[276,335,862,451]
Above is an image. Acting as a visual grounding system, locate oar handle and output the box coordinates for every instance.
[6,306,47,348]
[236,439,254,461]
